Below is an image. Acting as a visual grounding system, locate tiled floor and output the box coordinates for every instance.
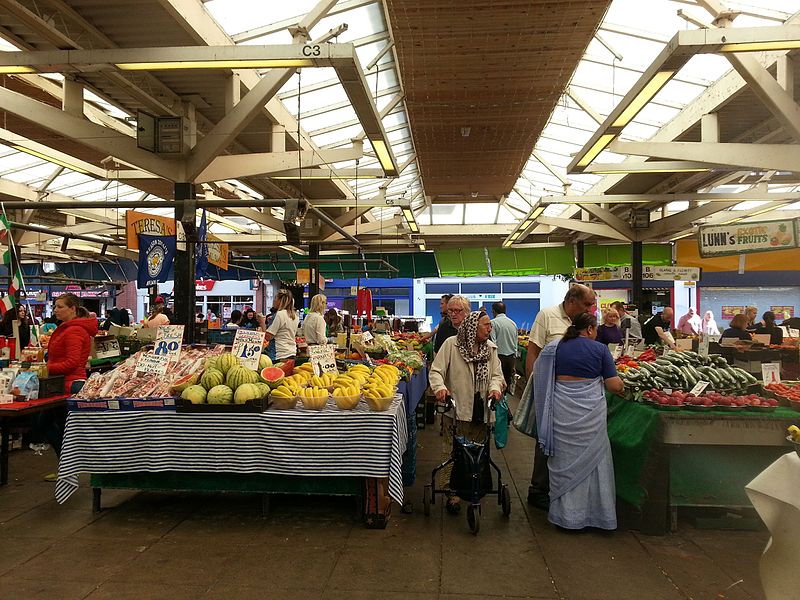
[0,406,770,600]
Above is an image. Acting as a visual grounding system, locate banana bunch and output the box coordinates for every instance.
[299,386,330,399]
[332,385,361,398]
[373,364,400,385]
[363,382,395,400]
[343,371,369,386]
[348,364,371,376]
[294,362,315,374]
[311,372,336,388]
[271,385,297,398]
[284,374,310,388]
[788,425,800,443]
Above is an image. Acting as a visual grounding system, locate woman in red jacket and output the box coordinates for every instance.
[35,294,98,479]
[48,293,98,395]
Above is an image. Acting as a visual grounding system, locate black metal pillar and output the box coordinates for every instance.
[174,182,197,342]
[308,243,320,303]
[576,240,585,268]
[632,241,643,313]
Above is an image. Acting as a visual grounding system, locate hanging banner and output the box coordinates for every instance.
[575,265,700,282]
[126,210,176,250]
[698,219,798,257]
[618,265,701,281]
[771,306,794,320]
[721,306,745,321]
[137,234,176,289]
[574,267,621,281]
[207,234,229,270]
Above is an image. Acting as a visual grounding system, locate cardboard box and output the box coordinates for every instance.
[91,336,121,360]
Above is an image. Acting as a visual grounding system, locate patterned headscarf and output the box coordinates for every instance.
[456,311,491,390]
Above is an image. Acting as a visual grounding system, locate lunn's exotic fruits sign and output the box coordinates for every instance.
[699,219,798,257]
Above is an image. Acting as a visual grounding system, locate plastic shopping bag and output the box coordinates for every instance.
[494,396,510,449]
[512,374,537,438]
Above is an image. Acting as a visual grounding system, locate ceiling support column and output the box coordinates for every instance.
[62,76,84,118]
[576,240,585,269]
[174,182,197,342]
[631,241,643,320]
[308,243,320,302]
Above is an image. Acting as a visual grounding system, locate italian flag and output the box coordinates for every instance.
[0,248,21,316]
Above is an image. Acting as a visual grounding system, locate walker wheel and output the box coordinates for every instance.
[500,484,511,517]
[423,486,431,517]
[467,504,480,535]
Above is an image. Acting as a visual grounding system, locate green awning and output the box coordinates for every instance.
[584,244,672,267]
[488,246,575,276]
[245,252,437,279]
[435,248,489,277]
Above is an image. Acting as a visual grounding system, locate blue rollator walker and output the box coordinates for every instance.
[423,396,511,534]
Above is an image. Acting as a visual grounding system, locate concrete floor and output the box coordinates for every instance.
[0,413,770,600]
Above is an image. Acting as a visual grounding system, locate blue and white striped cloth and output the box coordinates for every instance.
[56,396,407,506]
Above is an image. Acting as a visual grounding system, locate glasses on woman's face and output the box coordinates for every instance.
[448,308,464,314]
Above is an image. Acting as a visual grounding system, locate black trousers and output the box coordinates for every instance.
[529,446,550,503]
[498,354,515,391]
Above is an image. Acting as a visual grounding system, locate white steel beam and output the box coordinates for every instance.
[536,216,633,241]
[195,147,364,183]
[723,52,800,144]
[638,200,740,239]
[0,86,180,180]
[611,140,800,173]
[577,204,636,240]
[566,87,603,124]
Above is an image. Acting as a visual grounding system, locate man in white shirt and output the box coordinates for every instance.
[490,302,518,391]
[525,284,597,510]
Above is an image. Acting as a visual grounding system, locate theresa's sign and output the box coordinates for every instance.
[126,211,176,250]
[699,219,798,257]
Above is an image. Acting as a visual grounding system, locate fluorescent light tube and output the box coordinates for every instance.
[576,134,616,168]
[11,145,89,174]
[719,40,800,52]
[370,139,396,174]
[612,71,675,128]
[116,59,314,70]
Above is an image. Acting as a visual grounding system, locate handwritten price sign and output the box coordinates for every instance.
[231,329,266,371]
[308,344,338,376]
[136,352,170,375]
[155,325,184,361]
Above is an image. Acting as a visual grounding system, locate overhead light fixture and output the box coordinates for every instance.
[612,70,675,128]
[270,171,383,180]
[719,40,800,52]
[508,231,521,241]
[418,242,426,251]
[576,134,616,168]
[115,59,314,70]
[402,208,419,233]
[369,139,397,175]
[530,206,545,220]
[461,127,471,137]
[0,66,35,74]
[591,166,710,174]
[670,232,695,241]
[502,239,513,248]
[11,145,89,174]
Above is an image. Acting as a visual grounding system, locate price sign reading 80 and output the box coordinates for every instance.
[231,329,266,371]
[156,325,184,361]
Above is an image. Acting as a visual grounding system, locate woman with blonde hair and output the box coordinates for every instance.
[303,294,328,345]
[262,288,299,360]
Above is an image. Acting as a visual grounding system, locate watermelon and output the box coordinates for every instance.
[260,367,285,389]
[207,385,234,404]
[226,365,260,390]
[216,354,239,375]
[234,383,262,404]
[171,373,198,394]
[255,382,271,397]
[259,354,273,370]
[201,368,225,391]
[274,359,295,377]
[205,356,220,371]
[181,385,207,404]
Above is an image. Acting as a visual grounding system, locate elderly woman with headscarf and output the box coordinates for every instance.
[429,310,504,514]
[533,312,624,530]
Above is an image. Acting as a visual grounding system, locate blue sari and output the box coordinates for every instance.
[533,340,617,530]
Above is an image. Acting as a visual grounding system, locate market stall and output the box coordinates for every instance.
[57,398,407,527]
[55,339,415,527]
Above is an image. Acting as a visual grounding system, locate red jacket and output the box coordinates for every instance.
[47,317,98,394]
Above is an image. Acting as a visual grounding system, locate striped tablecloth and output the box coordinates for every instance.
[56,395,407,505]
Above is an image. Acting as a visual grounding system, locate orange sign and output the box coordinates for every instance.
[207,233,229,271]
[126,211,176,250]
[771,306,794,320]
[721,306,745,321]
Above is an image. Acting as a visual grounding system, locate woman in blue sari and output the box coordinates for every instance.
[533,312,624,530]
